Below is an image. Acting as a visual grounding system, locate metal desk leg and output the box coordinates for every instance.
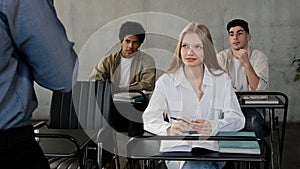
[280,103,288,163]
[97,142,103,169]
[269,108,283,169]
[275,120,282,169]
[269,108,275,169]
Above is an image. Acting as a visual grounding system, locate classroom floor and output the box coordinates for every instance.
[282,123,300,169]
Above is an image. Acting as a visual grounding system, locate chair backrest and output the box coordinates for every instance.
[49,81,108,130]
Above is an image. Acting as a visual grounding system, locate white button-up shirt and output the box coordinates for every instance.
[217,47,269,91]
[143,66,245,136]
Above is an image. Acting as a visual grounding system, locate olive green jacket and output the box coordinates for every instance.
[90,50,156,91]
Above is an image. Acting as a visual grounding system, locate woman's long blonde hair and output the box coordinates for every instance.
[167,22,223,75]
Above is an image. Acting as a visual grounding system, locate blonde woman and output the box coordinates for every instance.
[143,22,245,169]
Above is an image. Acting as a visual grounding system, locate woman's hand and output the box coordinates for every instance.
[191,119,212,136]
[167,117,191,136]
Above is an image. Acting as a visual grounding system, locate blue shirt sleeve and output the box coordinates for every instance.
[0,0,78,129]
[7,0,78,92]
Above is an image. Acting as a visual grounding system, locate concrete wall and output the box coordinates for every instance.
[33,0,300,122]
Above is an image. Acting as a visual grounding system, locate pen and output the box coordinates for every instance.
[170,117,197,134]
[170,117,190,123]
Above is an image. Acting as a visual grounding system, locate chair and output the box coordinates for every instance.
[34,81,108,169]
[99,81,150,168]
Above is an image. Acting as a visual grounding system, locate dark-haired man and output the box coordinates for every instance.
[217,19,269,139]
[90,21,155,169]
[90,21,156,91]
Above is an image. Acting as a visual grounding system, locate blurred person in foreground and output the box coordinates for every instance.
[0,0,78,168]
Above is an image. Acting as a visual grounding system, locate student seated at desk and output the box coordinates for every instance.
[143,22,245,169]
[89,21,156,92]
[89,21,156,132]
[89,21,155,169]
[217,19,269,139]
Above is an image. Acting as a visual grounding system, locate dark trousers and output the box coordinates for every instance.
[109,102,145,137]
[241,108,266,138]
[0,125,50,169]
[235,108,266,169]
